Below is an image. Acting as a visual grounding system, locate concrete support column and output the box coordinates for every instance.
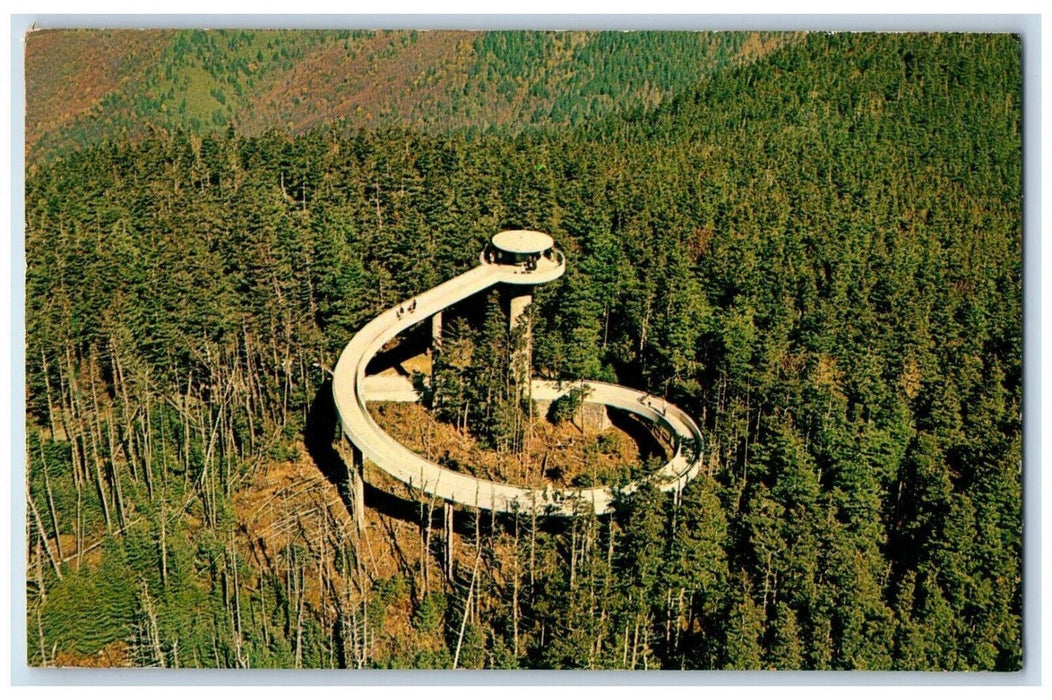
[334,438,364,532]
[508,291,533,389]
[507,291,532,333]
[580,402,612,433]
[348,442,365,534]
[431,310,443,352]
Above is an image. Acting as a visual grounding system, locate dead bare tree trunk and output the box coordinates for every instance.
[159,497,169,589]
[512,511,520,658]
[27,493,62,580]
[423,498,435,592]
[40,351,58,442]
[452,550,481,669]
[444,502,454,580]
[230,542,247,668]
[37,444,63,561]
[139,579,166,667]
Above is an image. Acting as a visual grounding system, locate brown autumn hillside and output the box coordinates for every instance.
[25,28,801,163]
[25,29,169,155]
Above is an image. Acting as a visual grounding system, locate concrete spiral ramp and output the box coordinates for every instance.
[331,235,704,516]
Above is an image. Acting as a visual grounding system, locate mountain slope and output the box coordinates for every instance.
[25,29,799,163]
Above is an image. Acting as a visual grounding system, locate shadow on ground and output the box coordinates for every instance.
[305,379,591,539]
[304,377,448,526]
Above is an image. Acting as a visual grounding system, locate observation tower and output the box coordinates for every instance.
[483,229,564,381]
[331,230,702,529]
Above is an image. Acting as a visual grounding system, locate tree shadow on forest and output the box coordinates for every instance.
[364,322,430,376]
[304,377,451,526]
[608,407,668,462]
[303,378,345,488]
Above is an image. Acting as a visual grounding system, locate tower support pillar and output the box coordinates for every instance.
[507,291,533,392]
[508,292,532,333]
[336,439,366,534]
[431,310,443,351]
[351,445,365,533]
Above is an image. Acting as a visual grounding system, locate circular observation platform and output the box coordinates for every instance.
[481,230,565,283]
[492,229,555,257]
